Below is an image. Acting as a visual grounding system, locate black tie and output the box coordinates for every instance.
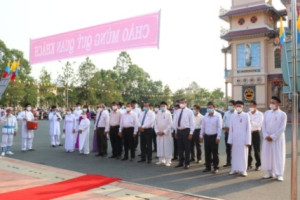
[96,112,102,127]
[178,109,183,127]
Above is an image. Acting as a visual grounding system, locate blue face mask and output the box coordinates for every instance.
[207,108,213,114]
[192,110,196,115]
[160,107,166,112]
[228,106,233,111]
[143,107,148,111]
[121,106,125,109]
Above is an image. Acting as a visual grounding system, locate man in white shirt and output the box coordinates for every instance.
[109,102,122,159]
[172,104,180,161]
[173,99,194,169]
[200,101,222,174]
[131,100,141,150]
[261,96,287,181]
[48,106,62,147]
[248,100,263,171]
[94,104,110,157]
[138,102,156,164]
[119,103,139,161]
[222,100,236,167]
[190,105,203,163]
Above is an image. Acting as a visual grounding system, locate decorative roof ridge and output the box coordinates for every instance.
[227,25,274,33]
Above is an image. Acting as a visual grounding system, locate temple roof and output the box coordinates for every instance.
[221,26,277,41]
[220,3,285,21]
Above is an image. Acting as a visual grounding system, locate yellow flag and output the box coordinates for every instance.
[10,61,17,72]
[16,59,20,69]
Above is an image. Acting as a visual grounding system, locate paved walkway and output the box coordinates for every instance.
[0,157,217,200]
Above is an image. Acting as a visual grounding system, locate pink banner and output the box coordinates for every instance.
[30,11,160,64]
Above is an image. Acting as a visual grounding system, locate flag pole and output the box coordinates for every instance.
[291,0,298,199]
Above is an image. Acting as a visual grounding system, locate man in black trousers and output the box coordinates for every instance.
[173,99,194,169]
[138,102,156,164]
[200,102,222,174]
[109,102,122,159]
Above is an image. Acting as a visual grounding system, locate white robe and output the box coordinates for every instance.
[228,112,251,172]
[63,114,76,152]
[78,118,90,154]
[48,112,62,136]
[17,111,35,139]
[154,110,173,159]
[261,109,287,176]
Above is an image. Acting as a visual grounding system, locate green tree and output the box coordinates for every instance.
[57,61,75,107]
[39,67,55,108]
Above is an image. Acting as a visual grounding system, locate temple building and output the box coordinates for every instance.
[219,0,298,111]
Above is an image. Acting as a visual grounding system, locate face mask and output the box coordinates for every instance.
[228,106,233,111]
[126,107,131,112]
[67,111,71,115]
[192,110,196,115]
[83,108,87,112]
[160,107,166,112]
[143,107,148,111]
[135,104,138,108]
[155,108,160,112]
[112,106,117,110]
[26,107,32,111]
[121,106,125,109]
[179,104,185,109]
[82,115,87,119]
[98,108,103,112]
[236,107,243,113]
[207,108,213,114]
[77,106,81,110]
[269,104,276,110]
[249,108,255,112]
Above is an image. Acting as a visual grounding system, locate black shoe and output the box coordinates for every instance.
[172,157,178,161]
[138,159,146,163]
[223,164,231,167]
[175,164,184,168]
[190,158,195,162]
[202,168,211,172]
[116,156,121,159]
[109,155,116,158]
[102,154,107,157]
[95,153,102,157]
[52,145,55,147]
[58,144,63,146]
[213,169,219,174]
[248,165,253,170]
[184,165,190,169]
[28,149,35,151]
[122,157,128,161]
[147,160,152,164]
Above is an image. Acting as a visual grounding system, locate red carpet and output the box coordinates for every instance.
[0,174,121,200]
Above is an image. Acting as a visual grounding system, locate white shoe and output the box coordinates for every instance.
[263,174,274,179]
[229,171,236,175]
[6,151,14,155]
[241,172,247,177]
[277,176,284,181]
[165,163,171,167]
[156,161,162,165]
[1,152,5,157]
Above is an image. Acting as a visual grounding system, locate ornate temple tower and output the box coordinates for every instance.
[220,0,287,110]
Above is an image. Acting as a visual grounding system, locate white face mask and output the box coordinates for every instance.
[83,108,87,112]
[154,108,159,112]
[249,108,255,112]
[269,104,276,110]
[98,108,103,112]
[179,104,185,109]
[236,107,243,113]
[82,115,87,119]
[126,107,131,112]
[67,111,71,115]
[134,104,138,108]
[26,107,32,111]
[77,106,81,110]
[112,106,117,110]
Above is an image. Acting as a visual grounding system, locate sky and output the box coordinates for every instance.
[0,0,285,93]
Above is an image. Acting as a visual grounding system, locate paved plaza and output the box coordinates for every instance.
[1,120,300,200]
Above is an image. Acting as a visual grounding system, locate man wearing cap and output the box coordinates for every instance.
[1,107,17,156]
[261,96,287,181]
[228,100,251,177]
[17,103,35,152]
[48,106,63,147]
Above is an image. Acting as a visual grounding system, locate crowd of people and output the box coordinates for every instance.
[0,96,287,182]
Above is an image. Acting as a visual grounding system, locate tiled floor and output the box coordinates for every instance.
[0,157,216,200]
